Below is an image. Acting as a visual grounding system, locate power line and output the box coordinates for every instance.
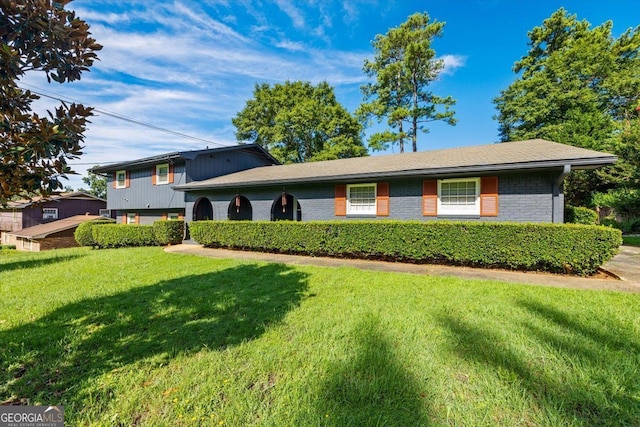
[17,82,229,148]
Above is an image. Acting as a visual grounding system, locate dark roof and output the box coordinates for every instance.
[91,144,279,173]
[5,192,106,209]
[175,139,617,191]
[9,215,113,239]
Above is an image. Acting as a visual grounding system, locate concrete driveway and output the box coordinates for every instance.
[165,244,640,293]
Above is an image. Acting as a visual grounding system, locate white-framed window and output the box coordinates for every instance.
[156,163,169,185]
[347,183,377,216]
[438,178,480,216]
[115,170,127,189]
[126,213,137,224]
[22,239,32,250]
[167,212,179,220]
[42,208,58,220]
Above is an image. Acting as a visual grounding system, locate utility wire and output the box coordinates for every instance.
[18,82,229,147]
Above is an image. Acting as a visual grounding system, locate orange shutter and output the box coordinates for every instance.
[161,213,167,220]
[112,172,117,189]
[135,213,140,224]
[480,177,499,217]
[376,182,390,216]
[122,214,127,224]
[422,180,438,216]
[152,168,157,185]
[125,171,130,188]
[178,213,184,220]
[168,164,174,184]
[335,185,346,216]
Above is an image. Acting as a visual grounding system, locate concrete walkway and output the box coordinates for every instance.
[165,244,640,293]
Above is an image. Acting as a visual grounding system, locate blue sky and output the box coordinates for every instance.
[23,0,640,189]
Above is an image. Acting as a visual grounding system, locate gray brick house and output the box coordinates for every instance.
[91,144,278,224]
[174,140,617,224]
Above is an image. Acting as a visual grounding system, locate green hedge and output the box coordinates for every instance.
[564,206,598,225]
[189,220,622,276]
[92,224,158,249]
[74,219,116,247]
[153,220,185,245]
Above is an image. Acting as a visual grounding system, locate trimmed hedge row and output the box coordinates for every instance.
[153,220,185,245]
[74,220,116,247]
[92,224,157,248]
[189,220,622,276]
[80,220,185,248]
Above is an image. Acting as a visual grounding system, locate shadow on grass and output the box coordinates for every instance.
[437,299,640,426]
[313,314,433,426]
[0,263,308,406]
[0,253,86,273]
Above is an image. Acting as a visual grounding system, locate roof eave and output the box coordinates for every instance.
[175,156,617,191]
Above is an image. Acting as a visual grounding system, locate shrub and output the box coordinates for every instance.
[190,220,621,276]
[0,244,16,250]
[592,188,640,219]
[74,220,115,247]
[564,206,598,225]
[92,224,158,249]
[153,220,184,245]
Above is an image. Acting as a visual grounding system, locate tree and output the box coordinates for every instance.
[232,81,367,164]
[0,0,102,206]
[80,169,107,199]
[494,8,640,204]
[358,12,456,153]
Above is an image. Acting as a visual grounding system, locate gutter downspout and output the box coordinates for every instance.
[553,164,571,223]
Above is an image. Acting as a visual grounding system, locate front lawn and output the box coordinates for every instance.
[1,247,639,426]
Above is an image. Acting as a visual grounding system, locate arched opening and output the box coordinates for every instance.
[271,193,301,221]
[193,197,213,221]
[227,195,252,220]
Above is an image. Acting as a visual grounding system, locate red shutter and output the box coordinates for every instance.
[480,177,499,217]
[168,164,174,184]
[152,167,157,186]
[376,182,389,216]
[335,185,346,216]
[422,180,438,216]
[125,171,130,188]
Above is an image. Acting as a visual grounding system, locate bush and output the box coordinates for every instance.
[190,220,622,276]
[153,220,184,245]
[592,188,640,219]
[92,224,158,249]
[564,206,598,225]
[0,244,16,250]
[74,220,115,247]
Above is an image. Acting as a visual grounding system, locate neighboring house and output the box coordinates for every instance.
[175,139,617,224]
[90,144,278,225]
[0,192,106,245]
[9,215,113,252]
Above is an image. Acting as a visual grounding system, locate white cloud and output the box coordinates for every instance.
[439,54,467,75]
[273,0,306,29]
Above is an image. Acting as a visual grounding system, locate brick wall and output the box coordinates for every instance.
[184,171,558,223]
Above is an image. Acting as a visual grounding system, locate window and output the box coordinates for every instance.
[437,178,480,216]
[42,208,58,220]
[126,213,137,224]
[167,212,179,220]
[347,184,376,216]
[115,170,127,189]
[155,163,169,185]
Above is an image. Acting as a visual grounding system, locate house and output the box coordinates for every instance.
[90,144,278,225]
[174,139,617,224]
[0,192,106,245]
[9,215,114,252]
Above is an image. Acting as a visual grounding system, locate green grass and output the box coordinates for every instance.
[1,247,639,426]
[623,235,640,247]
